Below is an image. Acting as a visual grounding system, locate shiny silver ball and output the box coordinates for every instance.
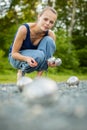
[48,57,62,66]
[47,57,56,64]
[22,77,58,100]
[67,76,79,87]
[55,58,62,66]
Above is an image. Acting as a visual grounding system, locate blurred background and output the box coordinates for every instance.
[0,0,87,83]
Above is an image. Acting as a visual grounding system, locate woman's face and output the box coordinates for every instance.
[37,10,57,32]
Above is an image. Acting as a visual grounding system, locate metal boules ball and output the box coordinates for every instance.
[47,57,56,64]
[22,77,58,104]
[67,76,79,87]
[47,57,62,66]
[55,58,62,66]
[17,76,33,92]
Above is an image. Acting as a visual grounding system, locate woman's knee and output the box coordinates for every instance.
[45,36,56,50]
[38,36,56,53]
[44,36,55,43]
[44,36,54,41]
[35,51,45,64]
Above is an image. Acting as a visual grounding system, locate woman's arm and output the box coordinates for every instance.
[12,25,27,61]
[12,25,37,67]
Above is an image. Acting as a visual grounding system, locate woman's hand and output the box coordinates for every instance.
[26,57,38,67]
[48,62,57,67]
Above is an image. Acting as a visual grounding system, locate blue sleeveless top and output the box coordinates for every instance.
[9,23,48,53]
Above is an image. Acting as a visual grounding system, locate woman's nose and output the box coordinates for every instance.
[46,21,50,25]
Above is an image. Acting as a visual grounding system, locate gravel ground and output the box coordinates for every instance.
[0,80,87,130]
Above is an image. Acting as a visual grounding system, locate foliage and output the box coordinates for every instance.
[72,36,87,68]
[54,29,79,71]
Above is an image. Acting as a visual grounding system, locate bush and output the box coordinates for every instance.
[54,29,79,71]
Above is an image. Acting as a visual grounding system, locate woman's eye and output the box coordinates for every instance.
[43,18,54,24]
[50,21,54,24]
[44,18,48,21]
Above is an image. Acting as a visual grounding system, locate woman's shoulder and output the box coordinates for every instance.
[17,24,29,38]
[18,25,27,34]
[48,30,56,41]
[18,23,33,32]
[17,23,35,36]
[26,22,36,27]
[19,22,34,29]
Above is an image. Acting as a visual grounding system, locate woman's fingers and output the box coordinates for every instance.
[27,57,38,67]
[48,62,56,67]
[30,59,38,67]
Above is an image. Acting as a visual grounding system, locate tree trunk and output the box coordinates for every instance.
[68,0,76,37]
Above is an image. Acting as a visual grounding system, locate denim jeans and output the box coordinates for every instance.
[8,36,56,74]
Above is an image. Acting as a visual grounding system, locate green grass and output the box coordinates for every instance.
[0,69,87,84]
[0,58,87,83]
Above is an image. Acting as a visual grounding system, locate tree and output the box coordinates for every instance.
[54,0,87,71]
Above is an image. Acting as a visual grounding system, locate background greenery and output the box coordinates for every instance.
[0,0,87,83]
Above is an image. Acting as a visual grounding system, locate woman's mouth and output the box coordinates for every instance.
[44,26,49,30]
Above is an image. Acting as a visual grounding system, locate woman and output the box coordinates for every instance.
[8,6,57,80]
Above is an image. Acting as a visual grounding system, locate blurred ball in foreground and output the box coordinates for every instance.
[22,77,58,104]
[67,76,79,87]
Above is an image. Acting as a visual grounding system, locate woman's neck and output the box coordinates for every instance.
[30,22,45,34]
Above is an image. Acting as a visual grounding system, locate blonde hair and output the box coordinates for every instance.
[39,6,57,16]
